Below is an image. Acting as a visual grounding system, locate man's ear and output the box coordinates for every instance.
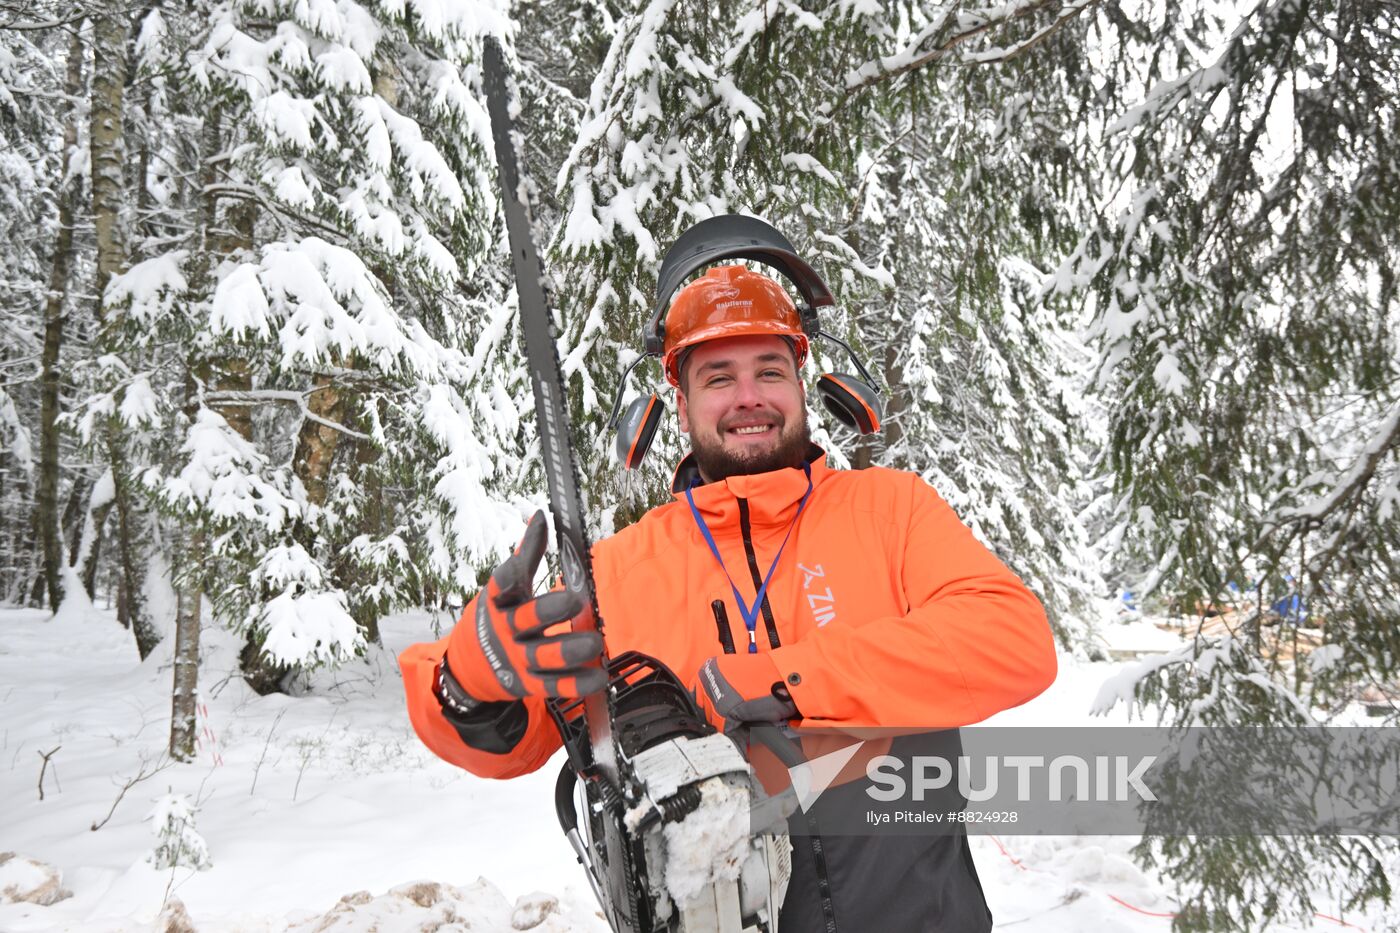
[676,389,691,434]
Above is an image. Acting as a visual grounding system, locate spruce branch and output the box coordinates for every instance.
[816,0,1098,123]
[1272,400,1400,533]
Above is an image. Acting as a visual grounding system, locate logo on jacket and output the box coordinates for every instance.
[798,562,836,627]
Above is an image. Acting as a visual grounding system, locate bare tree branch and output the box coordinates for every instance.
[200,389,374,441]
[90,753,172,829]
[36,746,60,800]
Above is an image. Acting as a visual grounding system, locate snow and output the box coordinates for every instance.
[0,607,608,932]
[372,98,467,209]
[243,236,448,376]
[560,182,606,254]
[418,383,527,568]
[104,252,189,324]
[713,77,763,124]
[780,152,838,188]
[273,166,318,210]
[164,408,299,533]
[1093,616,1189,658]
[256,589,365,668]
[146,794,212,871]
[1309,644,1345,673]
[1151,347,1189,396]
[1,607,1388,931]
[210,263,273,338]
[0,387,34,471]
[660,778,750,906]
[1282,397,1400,521]
[118,375,161,427]
[252,91,318,151]
[316,47,372,94]
[0,856,53,899]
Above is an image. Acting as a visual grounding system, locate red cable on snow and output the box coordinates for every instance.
[1105,893,1176,918]
[988,834,1027,871]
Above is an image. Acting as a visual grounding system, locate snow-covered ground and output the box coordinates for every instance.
[0,606,1386,931]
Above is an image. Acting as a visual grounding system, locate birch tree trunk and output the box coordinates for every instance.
[90,8,127,298]
[168,527,202,761]
[35,31,86,611]
[91,5,160,657]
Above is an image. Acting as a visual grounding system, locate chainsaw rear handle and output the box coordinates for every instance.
[556,762,608,912]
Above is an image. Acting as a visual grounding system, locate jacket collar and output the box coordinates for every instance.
[671,444,830,530]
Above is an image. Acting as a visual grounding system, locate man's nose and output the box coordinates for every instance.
[731,374,766,407]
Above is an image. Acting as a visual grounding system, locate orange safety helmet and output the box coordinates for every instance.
[661,265,810,387]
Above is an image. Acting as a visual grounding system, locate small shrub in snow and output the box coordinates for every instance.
[146,793,211,871]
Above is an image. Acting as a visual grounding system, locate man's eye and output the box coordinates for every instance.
[706,375,731,387]
[761,369,784,378]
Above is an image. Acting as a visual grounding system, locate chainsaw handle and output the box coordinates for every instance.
[555,760,580,834]
[743,723,806,769]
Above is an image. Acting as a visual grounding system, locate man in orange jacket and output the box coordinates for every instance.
[400,265,1058,931]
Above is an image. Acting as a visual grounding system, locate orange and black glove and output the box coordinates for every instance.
[442,510,605,705]
[694,654,799,732]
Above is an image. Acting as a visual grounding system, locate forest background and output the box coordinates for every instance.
[0,0,1395,929]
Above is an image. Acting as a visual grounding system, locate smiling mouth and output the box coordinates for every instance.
[728,423,775,437]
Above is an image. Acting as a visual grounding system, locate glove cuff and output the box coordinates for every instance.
[699,652,799,727]
[434,653,484,716]
[712,652,785,701]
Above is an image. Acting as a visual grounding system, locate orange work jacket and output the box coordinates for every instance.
[400,451,1058,778]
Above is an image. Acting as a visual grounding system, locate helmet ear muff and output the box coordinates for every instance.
[615,393,663,469]
[817,373,882,435]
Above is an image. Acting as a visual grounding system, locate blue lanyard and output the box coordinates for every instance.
[684,464,813,653]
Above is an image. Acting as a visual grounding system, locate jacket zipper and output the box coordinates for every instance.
[710,600,736,655]
[735,501,835,927]
[806,811,839,931]
[736,498,782,649]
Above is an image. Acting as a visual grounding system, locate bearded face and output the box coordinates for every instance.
[676,335,811,482]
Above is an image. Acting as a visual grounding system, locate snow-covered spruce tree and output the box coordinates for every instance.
[532,0,1106,637]
[1069,2,1399,928]
[0,15,64,606]
[95,0,524,693]
[0,9,111,611]
[809,12,1109,644]
[146,791,212,871]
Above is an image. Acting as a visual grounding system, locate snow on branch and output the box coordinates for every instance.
[0,387,33,472]
[1276,399,1400,524]
[147,793,211,871]
[1092,636,1316,723]
[405,0,511,43]
[209,237,460,380]
[103,252,189,325]
[817,0,1097,121]
[419,383,524,567]
[256,589,365,667]
[244,544,365,667]
[161,408,300,534]
[812,232,895,289]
